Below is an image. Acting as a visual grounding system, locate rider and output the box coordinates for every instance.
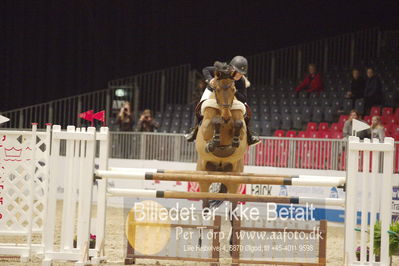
[185,55,260,146]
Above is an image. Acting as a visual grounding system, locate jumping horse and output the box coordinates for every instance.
[195,61,248,208]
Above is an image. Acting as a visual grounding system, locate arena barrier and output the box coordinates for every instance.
[0,125,395,266]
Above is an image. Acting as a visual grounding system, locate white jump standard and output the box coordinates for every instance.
[0,125,394,266]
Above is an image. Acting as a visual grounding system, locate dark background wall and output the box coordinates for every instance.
[2,0,399,111]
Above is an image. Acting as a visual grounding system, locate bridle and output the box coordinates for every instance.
[214,76,235,109]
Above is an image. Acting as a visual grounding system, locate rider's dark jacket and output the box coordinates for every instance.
[202,66,248,103]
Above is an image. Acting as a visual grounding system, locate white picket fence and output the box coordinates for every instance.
[0,125,395,265]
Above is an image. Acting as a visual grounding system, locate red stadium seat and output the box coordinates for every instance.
[382,115,396,125]
[382,107,393,117]
[395,108,399,123]
[297,131,307,138]
[318,131,332,139]
[286,130,297,137]
[383,127,390,137]
[306,122,317,131]
[331,131,343,139]
[370,106,381,116]
[318,122,329,132]
[306,131,319,138]
[338,115,348,128]
[389,124,399,136]
[393,132,399,141]
[274,130,285,137]
[363,115,372,125]
[338,115,349,124]
[330,123,340,132]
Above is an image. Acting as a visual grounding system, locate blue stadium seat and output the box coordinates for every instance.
[271,114,281,130]
[320,92,328,99]
[385,92,395,107]
[331,99,342,109]
[299,98,310,107]
[172,112,182,119]
[270,99,279,106]
[259,99,268,106]
[261,122,272,136]
[280,99,289,106]
[290,106,301,115]
[301,106,312,123]
[280,106,290,114]
[165,104,174,112]
[311,99,321,106]
[312,107,323,123]
[175,105,183,112]
[289,98,299,106]
[324,107,337,123]
[299,91,308,98]
[342,99,353,113]
[270,106,280,114]
[182,111,191,120]
[170,125,180,133]
[281,114,292,130]
[354,99,365,115]
[320,99,331,106]
[292,114,303,130]
[252,121,261,135]
[164,111,172,119]
[259,106,269,114]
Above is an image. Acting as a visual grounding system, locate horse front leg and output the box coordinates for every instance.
[232,119,243,148]
[205,117,223,153]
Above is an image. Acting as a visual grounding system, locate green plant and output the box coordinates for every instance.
[373,221,399,256]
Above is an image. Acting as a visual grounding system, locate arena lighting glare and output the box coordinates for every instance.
[115,88,126,97]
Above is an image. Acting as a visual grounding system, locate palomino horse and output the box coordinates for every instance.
[195,62,248,205]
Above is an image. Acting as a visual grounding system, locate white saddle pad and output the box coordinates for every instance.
[201,99,246,115]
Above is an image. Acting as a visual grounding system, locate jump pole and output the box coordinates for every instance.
[109,167,294,177]
[95,170,346,187]
[107,188,345,206]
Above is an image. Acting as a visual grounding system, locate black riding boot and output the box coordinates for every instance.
[247,127,261,146]
[185,125,199,142]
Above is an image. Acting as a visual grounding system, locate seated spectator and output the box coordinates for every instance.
[343,109,368,139]
[364,67,382,114]
[136,109,159,132]
[295,64,324,93]
[368,115,385,142]
[116,101,134,131]
[345,68,365,100]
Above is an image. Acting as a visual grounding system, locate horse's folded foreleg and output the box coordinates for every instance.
[205,117,222,153]
[232,120,243,148]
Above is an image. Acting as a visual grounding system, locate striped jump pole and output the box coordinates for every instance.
[107,188,345,206]
[109,167,294,177]
[95,170,346,187]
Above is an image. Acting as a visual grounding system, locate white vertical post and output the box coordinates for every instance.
[369,138,379,263]
[76,127,97,265]
[380,137,394,265]
[345,136,360,264]
[360,139,370,263]
[95,127,110,259]
[43,125,62,262]
[27,123,37,260]
[76,128,87,250]
[60,126,76,250]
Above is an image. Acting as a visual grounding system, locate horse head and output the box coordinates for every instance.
[212,61,236,123]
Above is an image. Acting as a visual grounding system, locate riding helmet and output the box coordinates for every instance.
[230,56,248,75]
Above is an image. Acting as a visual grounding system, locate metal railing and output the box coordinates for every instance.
[108,132,399,173]
[1,64,193,128]
[248,28,382,85]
